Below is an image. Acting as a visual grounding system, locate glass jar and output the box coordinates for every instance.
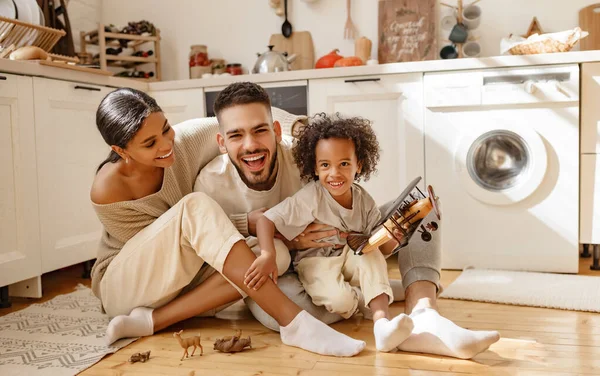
[226,63,243,75]
[189,45,209,67]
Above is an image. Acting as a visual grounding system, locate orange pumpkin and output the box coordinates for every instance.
[334,56,364,67]
[315,49,344,69]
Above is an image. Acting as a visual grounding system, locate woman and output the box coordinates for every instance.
[90,88,365,357]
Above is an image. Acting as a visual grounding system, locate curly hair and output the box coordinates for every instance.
[213,82,271,121]
[293,113,380,183]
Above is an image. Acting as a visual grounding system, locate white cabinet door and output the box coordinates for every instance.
[149,88,205,126]
[33,78,114,273]
[582,63,600,154]
[0,74,41,287]
[308,74,424,206]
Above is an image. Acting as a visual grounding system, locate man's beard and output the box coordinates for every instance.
[232,148,278,191]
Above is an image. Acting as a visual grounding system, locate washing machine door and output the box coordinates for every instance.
[455,123,547,205]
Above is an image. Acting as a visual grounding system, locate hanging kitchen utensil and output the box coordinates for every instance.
[281,0,292,38]
[344,0,358,40]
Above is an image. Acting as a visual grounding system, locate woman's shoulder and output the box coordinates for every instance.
[90,163,133,205]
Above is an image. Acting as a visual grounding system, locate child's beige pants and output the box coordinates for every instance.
[296,246,393,319]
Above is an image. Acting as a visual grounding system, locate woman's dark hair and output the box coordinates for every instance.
[293,113,380,182]
[95,88,162,172]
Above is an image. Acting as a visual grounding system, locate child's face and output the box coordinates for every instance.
[315,138,361,200]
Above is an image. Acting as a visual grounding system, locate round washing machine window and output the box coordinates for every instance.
[467,130,530,191]
[455,125,547,205]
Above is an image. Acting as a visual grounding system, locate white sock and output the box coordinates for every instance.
[280,310,366,357]
[398,308,500,359]
[105,307,154,345]
[374,314,414,352]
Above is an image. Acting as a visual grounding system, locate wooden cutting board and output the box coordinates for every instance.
[579,4,600,51]
[378,0,436,63]
[269,31,314,70]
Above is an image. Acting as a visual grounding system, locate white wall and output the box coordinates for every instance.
[99,0,600,81]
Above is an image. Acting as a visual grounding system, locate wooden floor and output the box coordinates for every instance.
[3,256,600,375]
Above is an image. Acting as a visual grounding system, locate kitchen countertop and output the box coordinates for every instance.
[0,58,147,90]
[4,50,600,93]
[149,50,600,92]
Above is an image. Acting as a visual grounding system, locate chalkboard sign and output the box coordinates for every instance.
[378,0,436,63]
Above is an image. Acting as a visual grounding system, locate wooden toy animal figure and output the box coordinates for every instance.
[213,330,252,353]
[128,350,151,363]
[173,330,203,361]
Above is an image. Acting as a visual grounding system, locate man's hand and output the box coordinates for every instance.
[244,252,278,290]
[275,223,348,250]
[248,207,267,236]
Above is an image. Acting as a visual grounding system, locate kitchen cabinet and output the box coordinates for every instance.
[149,88,205,126]
[581,63,600,246]
[0,74,42,288]
[308,74,424,206]
[32,78,113,273]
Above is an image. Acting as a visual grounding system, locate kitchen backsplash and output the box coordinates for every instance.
[75,0,600,81]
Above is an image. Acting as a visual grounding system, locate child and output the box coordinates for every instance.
[245,113,414,352]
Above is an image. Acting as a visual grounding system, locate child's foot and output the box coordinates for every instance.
[398,308,500,359]
[374,314,414,352]
[105,307,154,345]
[280,310,366,357]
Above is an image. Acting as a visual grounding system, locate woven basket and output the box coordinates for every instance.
[508,29,584,55]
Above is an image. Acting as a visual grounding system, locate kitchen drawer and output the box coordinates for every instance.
[580,154,600,243]
[0,72,19,97]
[582,63,600,154]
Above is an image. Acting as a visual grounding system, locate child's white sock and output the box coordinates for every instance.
[280,310,366,357]
[398,308,500,359]
[374,314,414,352]
[105,307,154,345]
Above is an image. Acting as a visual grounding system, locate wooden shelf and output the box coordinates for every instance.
[103,32,159,42]
[80,24,161,81]
[105,55,157,63]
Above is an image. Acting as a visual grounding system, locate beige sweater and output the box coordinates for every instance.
[90,109,304,298]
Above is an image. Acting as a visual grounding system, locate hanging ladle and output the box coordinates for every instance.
[281,0,292,38]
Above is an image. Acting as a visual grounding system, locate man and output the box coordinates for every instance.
[195,82,499,359]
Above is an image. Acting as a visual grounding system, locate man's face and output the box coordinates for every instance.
[217,103,282,190]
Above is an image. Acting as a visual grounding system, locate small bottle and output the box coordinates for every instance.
[106,47,123,55]
[132,50,154,58]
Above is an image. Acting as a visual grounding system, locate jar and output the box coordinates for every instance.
[211,58,226,75]
[189,45,209,67]
[226,63,243,75]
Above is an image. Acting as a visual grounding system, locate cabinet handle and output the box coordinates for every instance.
[0,76,6,80]
[344,78,381,83]
[74,85,101,91]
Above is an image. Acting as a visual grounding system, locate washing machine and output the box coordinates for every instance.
[424,65,579,273]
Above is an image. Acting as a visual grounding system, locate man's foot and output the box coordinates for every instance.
[280,310,366,357]
[398,308,500,359]
[374,314,414,352]
[105,307,154,345]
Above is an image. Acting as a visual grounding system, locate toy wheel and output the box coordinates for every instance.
[421,232,432,242]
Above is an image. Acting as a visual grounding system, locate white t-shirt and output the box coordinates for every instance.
[194,135,303,236]
[264,181,381,266]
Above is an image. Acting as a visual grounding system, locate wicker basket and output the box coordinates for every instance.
[0,16,66,53]
[508,28,587,55]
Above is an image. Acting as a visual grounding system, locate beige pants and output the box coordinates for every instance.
[296,246,393,319]
[99,192,246,317]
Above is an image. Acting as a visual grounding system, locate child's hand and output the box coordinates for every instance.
[244,252,278,290]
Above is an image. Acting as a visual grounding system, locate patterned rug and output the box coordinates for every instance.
[0,285,137,376]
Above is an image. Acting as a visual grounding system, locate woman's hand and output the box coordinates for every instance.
[244,252,278,290]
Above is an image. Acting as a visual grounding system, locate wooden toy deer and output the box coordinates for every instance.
[173,330,203,361]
